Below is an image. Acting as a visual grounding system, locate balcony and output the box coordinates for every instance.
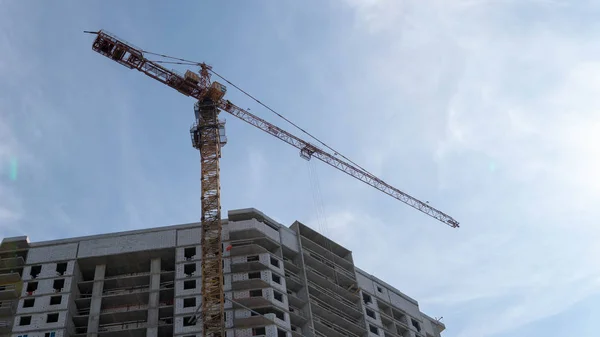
[313,314,362,337]
[72,302,173,333]
[73,317,173,337]
[286,291,305,309]
[300,236,354,271]
[228,219,280,243]
[228,237,280,254]
[230,257,271,274]
[78,271,153,295]
[0,319,12,333]
[284,271,304,291]
[0,256,24,270]
[0,284,18,300]
[228,243,270,257]
[310,295,365,335]
[303,248,356,284]
[305,266,359,302]
[0,300,15,316]
[0,270,20,284]
[232,291,272,308]
[234,311,286,329]
[283,257,301,274]
[308,281,361,316]
[231,275,270,291]
[288,306,308,327]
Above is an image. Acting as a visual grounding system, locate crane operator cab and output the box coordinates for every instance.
[190,101,227,150]
[206,81,227,102]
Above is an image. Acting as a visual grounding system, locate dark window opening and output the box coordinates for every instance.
[376,285,383,293]
[26,282,38,293]
[47,313,59,323]
[53,279,65,292]
[247,255,259,262]
[274,290,283,302]
[251,310,258,316]
[183,316,195,326]
[278,329,287,337]
[184,280,196,290]
[23,298,35,308]
[30,265,41,278]
[20,315,32,325]
[248,272,261,279]
[369,324,379,335]
[270,256,280,267]
[184,247,196,260]
[411,319,421,332]
[249,289,262,297]
[56,262,68,275]
[366,308,376,319]
[363,293,372,304]
[184,263,196,276]
[272,274,281,284]
[50,296,62,305]
[252,327,266,336]
[183,297,196,308]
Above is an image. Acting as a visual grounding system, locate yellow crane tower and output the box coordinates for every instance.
[87,30,459,337]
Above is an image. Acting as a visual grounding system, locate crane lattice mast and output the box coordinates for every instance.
[88,29,459,337]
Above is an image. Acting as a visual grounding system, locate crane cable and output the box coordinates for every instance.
[143,50,378,179]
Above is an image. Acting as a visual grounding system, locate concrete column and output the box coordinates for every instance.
[146,258,161,337]
[87,264,105,337]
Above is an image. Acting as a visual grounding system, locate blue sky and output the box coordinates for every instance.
[1,1,600,336]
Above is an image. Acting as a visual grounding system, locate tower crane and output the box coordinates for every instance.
[87,30,459,337]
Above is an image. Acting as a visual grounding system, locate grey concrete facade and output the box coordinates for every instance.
[1,208,445,337]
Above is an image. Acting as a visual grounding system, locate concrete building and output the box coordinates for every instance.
[0,208,445,337]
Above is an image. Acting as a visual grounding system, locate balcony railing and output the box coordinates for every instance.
[288,306,305,318]
[0,284,16,291]
[310,295,363,327]
[303,248,355,280]
[305,266,359,298]
[104,271,150,280]
[103,284,149,296]
[284,271,303,284]
[308,280,360,311]
[313,314,361,337]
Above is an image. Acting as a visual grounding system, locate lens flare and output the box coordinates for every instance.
[9,157,17,181]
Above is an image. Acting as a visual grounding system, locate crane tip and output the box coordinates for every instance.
[83,30,98,35]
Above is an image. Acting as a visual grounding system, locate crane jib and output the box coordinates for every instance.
[89,27,460,337]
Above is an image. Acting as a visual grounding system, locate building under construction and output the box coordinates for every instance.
[0,208,445,337]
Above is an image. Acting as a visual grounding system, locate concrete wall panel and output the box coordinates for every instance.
[11,311,68,333]
[356,272,375,294]
[22,261,75,281]
[26,244,78,264]
[389,292,421,320]
[21,277,72,297]
[78,230,176,257]
[16,294,70,315]
[177,228,202,246]
[280,229,298,252]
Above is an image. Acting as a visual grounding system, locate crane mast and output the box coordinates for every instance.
[89,29,459,337]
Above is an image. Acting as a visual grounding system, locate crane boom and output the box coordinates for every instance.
[88,28,459,337]
[218,101,459,227]
[89,29,459,228]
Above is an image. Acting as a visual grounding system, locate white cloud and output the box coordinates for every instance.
[321,1,600,336]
